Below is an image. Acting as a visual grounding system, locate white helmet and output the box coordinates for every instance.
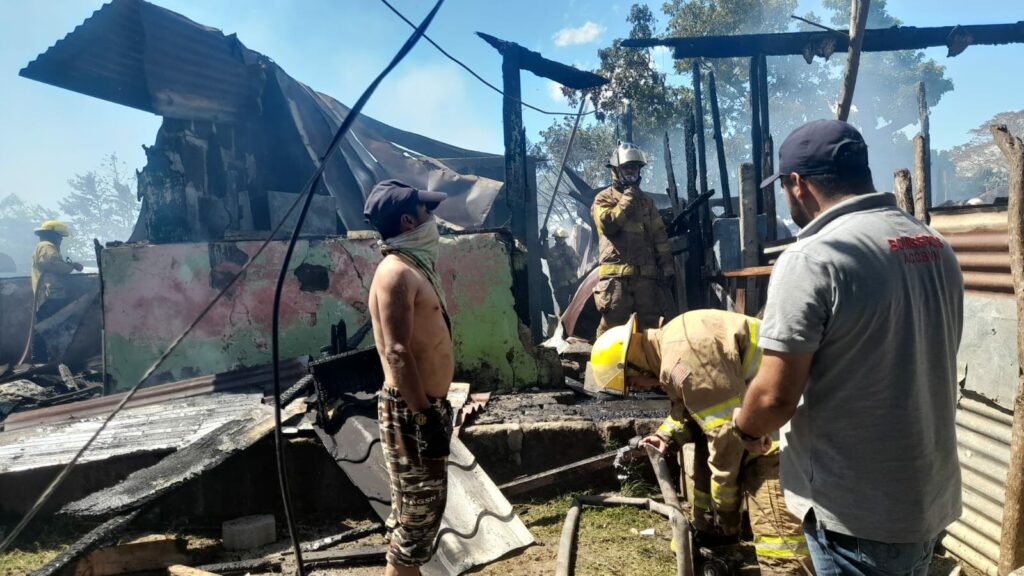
[607,143,647,168]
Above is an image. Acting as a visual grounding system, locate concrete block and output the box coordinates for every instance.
[222,514,276,550]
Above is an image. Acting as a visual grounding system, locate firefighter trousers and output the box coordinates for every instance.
[593,275,663,336]
[688,443,813,575]
[743,453,814,576]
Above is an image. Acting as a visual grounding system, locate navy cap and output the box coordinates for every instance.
[363,179,447,233]
[761,119,870,188]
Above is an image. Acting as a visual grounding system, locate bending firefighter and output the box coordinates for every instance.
[27,220,83,363]
[590,143,674,336]
[586,309,813,575]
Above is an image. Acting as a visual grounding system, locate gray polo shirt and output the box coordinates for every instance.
[760,192,963,543]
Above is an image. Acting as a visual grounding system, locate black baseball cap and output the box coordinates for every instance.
[363,179,447,234]
[761,119,870,188]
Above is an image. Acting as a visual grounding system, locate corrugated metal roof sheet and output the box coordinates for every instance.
[0,390,263,474]
[21,0,508,232]
[2,359,305,431]
[943,395,1014,576]
[20,0,254,122]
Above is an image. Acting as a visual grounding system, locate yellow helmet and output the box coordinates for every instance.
[553,227,569,238]
[35,220,70,237]
[584,314,637,395]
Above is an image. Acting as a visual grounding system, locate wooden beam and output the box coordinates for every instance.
[894,169,914,214]
[499,450,618,498]
[74,537,189,576]
[168,566,220,576]
[477,33,607,89]
[992,123,1024,576]
[836,0,871,121]
[620,22,1024,60]
[708,69,734,217]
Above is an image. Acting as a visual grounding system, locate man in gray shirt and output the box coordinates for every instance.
[732,120,964,576]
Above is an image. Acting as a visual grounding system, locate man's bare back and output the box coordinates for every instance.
[369,254,454,406]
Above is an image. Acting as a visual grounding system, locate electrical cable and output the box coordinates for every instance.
[377,0,596,117]
[0,1,446,561]
[269,1,447,574]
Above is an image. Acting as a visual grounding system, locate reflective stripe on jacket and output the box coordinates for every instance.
[656,310,761,521]
[591,185,672,279]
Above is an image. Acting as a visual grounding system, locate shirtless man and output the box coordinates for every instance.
[364,179,455,576]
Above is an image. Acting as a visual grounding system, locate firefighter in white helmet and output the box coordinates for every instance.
[587,310,813,575]
[29,220,83,362]
[590,143,674,337]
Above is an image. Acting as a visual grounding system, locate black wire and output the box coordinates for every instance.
[269,1,447,574]
[0,0,446,562]
[377,0,597,117]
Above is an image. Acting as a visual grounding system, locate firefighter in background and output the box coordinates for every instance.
[590,143,673,337]
[542,227,581,310]
[29,220,82,362]
[586,310,813,575]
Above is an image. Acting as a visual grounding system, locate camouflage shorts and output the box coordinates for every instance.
[378,387,453,567]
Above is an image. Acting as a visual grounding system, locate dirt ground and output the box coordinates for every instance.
[0,496,977,576]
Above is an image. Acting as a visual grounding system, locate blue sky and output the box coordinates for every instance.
[1,0,1022,210]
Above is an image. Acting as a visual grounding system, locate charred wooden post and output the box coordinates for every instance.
[913,135,930,224]
[693,61,709,200]
[664,132,681,211]
[750,56,764,214]
[894,169,914,215]
[683,102,699,201]
[991,123,1024,576]
[663,134,688,313]
[758,55,777,243]
[478,32,607,341]
[739,163,760,316]
[683,102,705,309]
[496,46,541,338]
[692,61,714,266]
[836,0,871,121]
[708,69,734,217]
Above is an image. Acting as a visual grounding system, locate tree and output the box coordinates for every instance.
[944,110,1024,201]
[59,154,141,262]
[540,4,687,204]
[661,0,953,196]
[0,194,58,274]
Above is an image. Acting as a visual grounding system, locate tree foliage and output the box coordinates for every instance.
[538,0,957,208]
[58,154,141,262]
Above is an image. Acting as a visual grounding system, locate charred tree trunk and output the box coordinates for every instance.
[894,169,914,215]
[758,54,776,242]
[918,82,933,208]
[992,123,1024,576]
[913,135,930,223]
[836,0,871,122]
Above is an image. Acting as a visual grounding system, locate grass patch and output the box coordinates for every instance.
[472,493,675,575]
[0,517,86,576]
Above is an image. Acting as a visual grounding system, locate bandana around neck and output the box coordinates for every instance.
[379,218,450,331]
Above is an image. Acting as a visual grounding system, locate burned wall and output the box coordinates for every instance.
[100,232,556,391]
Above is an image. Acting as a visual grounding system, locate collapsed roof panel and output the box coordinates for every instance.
[20,0,255,122]
[22,0,509,240]
[0,390,263,474]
